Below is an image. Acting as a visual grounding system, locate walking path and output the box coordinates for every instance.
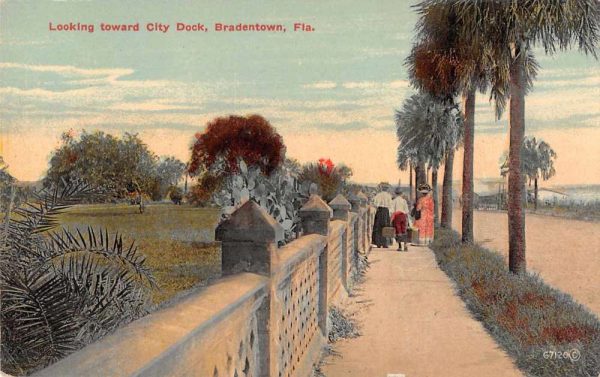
[321,246,522,377]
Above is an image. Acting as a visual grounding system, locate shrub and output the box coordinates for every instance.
[187,173,225,206]
[0,183,156,375]
[213,160,307,242]
[328,306,360,343]
[431,228,600,377]
[298,159,352,202]
[169,186,183,205]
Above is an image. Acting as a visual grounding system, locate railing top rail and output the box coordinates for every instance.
[33,273,268,377]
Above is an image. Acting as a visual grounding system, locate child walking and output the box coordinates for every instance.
[391,210,409,251]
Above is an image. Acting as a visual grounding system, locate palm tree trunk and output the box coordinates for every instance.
[415,161,427,198]
[432,168,439,227]
[508,47,527,274]
[409,162,414,204]
[534,178,538,210]
[441,149,455,228]
[462,88,476,243]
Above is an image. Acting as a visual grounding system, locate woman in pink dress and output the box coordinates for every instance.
[414,184,434,245]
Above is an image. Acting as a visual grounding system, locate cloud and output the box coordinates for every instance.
[0,62,134,81]
[109,100,199,112]
[302,81,337,89]
[342,80,410,90]
[0,63,213,119]
[342,81,378,89]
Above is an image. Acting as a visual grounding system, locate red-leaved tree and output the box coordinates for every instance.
[188,114,286,176]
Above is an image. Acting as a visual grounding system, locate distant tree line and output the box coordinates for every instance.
[45,130,186,202]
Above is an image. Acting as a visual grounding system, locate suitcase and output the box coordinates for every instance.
[382,227,395,238]
[408,228,419,244]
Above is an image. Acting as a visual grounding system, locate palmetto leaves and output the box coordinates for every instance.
[501,136,557,183]
[412,0,598,118]
[1,184,155,375]
[396,93,464,171]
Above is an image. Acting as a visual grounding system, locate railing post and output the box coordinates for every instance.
[329,194,351,221]
[298,195,332,237]
[215,200,283,377]
[348,193,361,213]
[329,194,351,290]
[298,195,331,336]
[216,200,283,276]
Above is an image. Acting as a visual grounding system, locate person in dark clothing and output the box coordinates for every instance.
[372,183,393,248]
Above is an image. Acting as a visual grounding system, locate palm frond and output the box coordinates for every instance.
[1,181,155,374]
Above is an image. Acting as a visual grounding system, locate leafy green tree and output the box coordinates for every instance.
[417,0,598,273]
[46,131,160,200]
[156,156,186,188]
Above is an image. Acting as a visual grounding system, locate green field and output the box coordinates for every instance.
[59,204,222,305]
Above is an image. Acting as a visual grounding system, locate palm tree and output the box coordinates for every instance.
[397,148,420,202]
[501,136,557,210]
[396,93,463,225]
[461,0,596,274]
[529,139,557,210]
[1,183,156,374]
[415,0,598,274]
[409,5,490,242]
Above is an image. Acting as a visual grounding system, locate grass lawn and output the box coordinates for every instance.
[59,203,222,305]
[431,228,600,377]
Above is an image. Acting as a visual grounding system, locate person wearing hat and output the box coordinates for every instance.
[413,183,434,245]
[391,186,411,251]
[372,182,393,248]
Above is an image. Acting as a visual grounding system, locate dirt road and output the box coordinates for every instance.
[452,210,600,316]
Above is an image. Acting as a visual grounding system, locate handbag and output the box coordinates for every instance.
[411,204,421,220]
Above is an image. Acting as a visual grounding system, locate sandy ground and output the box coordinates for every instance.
[452,210,600,316]
[321,247,521,377]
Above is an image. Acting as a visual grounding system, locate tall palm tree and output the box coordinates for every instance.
[409,6,490,241]
[396,93,463,223]
[461,0,596,274]
[416,0,598,273]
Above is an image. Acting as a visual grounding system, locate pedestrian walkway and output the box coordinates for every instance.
[321,246,522,377]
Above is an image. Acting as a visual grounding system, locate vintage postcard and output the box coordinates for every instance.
[1,1,599,376]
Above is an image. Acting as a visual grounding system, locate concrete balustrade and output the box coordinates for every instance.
[33,194,372,377]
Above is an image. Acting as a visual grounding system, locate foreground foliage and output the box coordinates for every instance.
[431,229,600,377]
[1,184,156,375]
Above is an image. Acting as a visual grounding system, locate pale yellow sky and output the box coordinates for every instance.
[2,124,599,187]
